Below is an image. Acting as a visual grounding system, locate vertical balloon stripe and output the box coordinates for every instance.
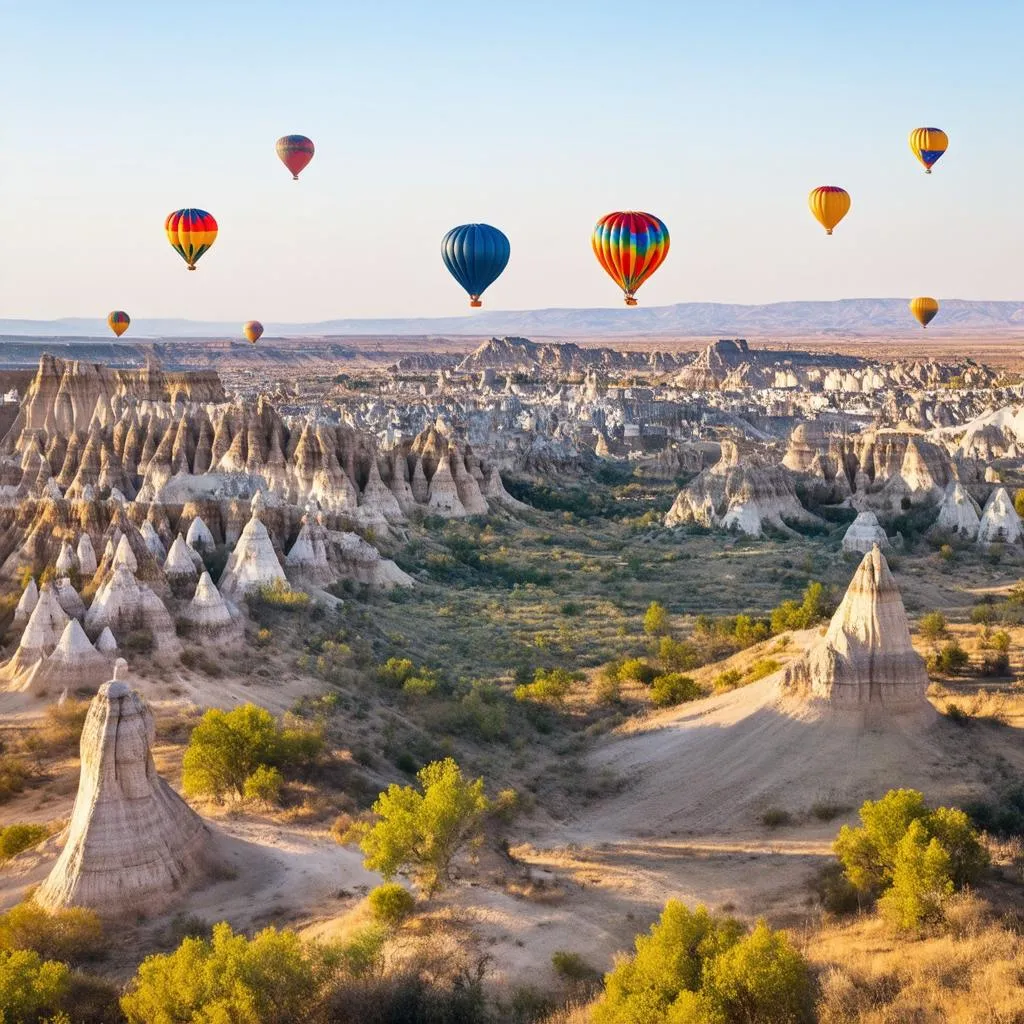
[592,212,669,303]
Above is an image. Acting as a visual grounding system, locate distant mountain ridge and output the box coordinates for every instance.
[2,298,1023,339]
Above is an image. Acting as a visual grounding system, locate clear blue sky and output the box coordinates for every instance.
[1,0,1021,322]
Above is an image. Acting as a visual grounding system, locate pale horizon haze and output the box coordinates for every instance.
[1,0,1022,323]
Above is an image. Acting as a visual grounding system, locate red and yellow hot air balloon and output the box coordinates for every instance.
[909,127,948,174]
[592,211,670,306]
[909,296,939,328]
[808,187,850,235]
[243,320,264,344]
[165,209,218,270]
[276,135,315,180]
[107,310,130,337]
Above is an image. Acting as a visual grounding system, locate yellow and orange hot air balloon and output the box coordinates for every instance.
[107,311,130,337]
[243,320,264,344]
[592,211,670,305]
[909,128,948,174]
[909,297,939,328]
[165,208,218,270]
[808,186,850,235]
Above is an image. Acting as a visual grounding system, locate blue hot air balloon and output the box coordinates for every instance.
[441,223,510,307]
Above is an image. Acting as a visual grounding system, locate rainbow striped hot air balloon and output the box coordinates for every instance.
[107,311,130,338]
[276,135,315,180]
[441,224,510,307]
[243,320,264,344]
[808,186,850,235]
[909,127,948,174]
[909,296,939,328]
[592,211,669,305]
[165,209,218,270]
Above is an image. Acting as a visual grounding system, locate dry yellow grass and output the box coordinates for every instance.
[809,897,1024,1024]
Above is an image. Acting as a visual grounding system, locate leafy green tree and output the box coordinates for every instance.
[644,602,670,637]
[697,921,814,1023]
[926,806,989,887]
[182,704,322,802]
[0,903,104,963]
[120,922,331,1024]
[658,637,700,672]
[618,658,658,686]
[243,765,284,806]
[878,820,954,929]
[931,639,969,675]
[349,758,489,896]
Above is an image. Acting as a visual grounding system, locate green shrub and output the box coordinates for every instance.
[243,765,284,806]
[930,639,970,674]
[964,785,1024,838]
[367,883,415,928]
[514,668,575,707]
[254,579,311,610]
[760,807,792,828]
[0,948,69,1023]
[121,923,332,1024]
[769,581,832,634]
[0,757,29,804]
[0,903,105,963]
[714,669,743,692]
[746,658,781,682]
[591,900,811,1024]
[833,789,988,928]
[402,672,439,697]
[658,636,700,672]
[348,758,488,896]
[121,628,154,655]
[0,824,50,863]
[643,601,670,637]
[650,673,700,708]
[551,950,599,983]
[617,658,658,686]
[917,611,948,642]
[878,819,955,929]
[377,657,415,688]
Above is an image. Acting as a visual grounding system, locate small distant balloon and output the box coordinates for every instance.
[276,135,315,180]
[165,209,218,270]
[243,320,264,344]
[441,224,510,307]
[909,127,948,174]
[107,311,130,337]
[592,211,670,305]
[808,186,850,235]
[909,296,939,328]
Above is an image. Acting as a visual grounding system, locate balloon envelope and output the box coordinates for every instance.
[243,320,264,343]
[441,224,510,307]
[165,209,218,270]
[592,211,669,305]
[909,127,948,173]
[909,296,939,328]
[107,311,130,337]
[808,186,850,235]
[276,135,315,180]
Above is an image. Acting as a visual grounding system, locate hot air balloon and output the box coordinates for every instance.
[909,296,939,328]
[243,320,264,344]
[107,311,130,337]
[808,186,850,235]
[276,135,315,180]
[441,224,510,307]
[909,127,948,174]
[165,209,218,270]
[592,211,670,305]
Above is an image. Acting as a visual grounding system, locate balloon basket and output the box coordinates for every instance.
[187,265,196,271]
[470,299,482,308]
[625,297,637,306]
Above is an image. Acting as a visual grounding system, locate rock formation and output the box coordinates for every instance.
[977,487,1023,546]
[35,665,216,917]
[180,572,235,636]
[780,546,932,717]
[217,512,288,602]
[84,564,179,652]
[12,578,38,630]
[933,482,981,541]
[842,511,889,554]
[665,440,821,537]
[31,619,110,692]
